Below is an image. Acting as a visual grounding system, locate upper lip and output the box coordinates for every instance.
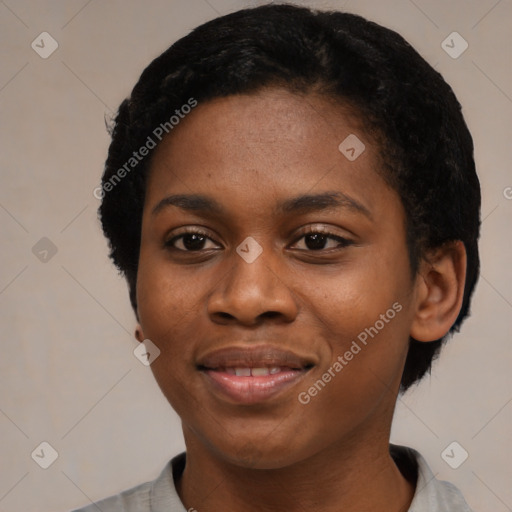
[197,345,316,370]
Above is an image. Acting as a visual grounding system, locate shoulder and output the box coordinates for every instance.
[71,453,187,512]
[391,444,475,512]
[71,480,153,512]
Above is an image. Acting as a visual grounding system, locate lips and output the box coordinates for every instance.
[197,346,314,371]
[197,345,315,404]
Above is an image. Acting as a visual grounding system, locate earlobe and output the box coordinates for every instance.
[410,241,467,343]
[135,324,145,343]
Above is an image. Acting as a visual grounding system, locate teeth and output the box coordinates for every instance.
[225,367,283,376]
[251,367,270,376]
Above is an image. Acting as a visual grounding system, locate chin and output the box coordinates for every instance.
[203,429,320,471]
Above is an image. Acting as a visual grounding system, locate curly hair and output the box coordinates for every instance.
[98,4,481,392]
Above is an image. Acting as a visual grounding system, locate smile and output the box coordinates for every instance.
[197,345,315,404]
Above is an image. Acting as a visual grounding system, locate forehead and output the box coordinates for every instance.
[145,88,394,216]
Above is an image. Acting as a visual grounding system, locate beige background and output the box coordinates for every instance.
[0,0,511,511]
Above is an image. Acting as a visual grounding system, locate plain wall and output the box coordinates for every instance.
[0,0,511,511]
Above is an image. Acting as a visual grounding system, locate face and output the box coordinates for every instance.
[136,88,419,469]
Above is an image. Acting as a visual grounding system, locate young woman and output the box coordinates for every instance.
[75,5,480,511]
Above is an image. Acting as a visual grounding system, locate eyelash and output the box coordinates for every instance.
[165,226,353,253]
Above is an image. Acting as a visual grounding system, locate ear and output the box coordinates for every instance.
[135,324,145,343]
[410,240,467,342]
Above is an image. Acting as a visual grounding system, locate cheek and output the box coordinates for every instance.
[295,252,413,398]
[299,250,410,340]
[135,255,213,403]
[137,249,207,335]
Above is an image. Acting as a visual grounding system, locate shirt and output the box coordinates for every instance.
[71,444,475,511]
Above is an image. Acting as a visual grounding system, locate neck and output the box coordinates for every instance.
[176,428,415,512]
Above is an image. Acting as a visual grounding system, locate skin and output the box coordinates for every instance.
[135,88,467,512]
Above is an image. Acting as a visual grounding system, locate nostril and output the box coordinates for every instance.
[261,311,281,320]
[216,312,235,320]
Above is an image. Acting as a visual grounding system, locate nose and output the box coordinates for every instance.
[207,249,299,326]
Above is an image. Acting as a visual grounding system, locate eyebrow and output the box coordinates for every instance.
[151,191,371,219]
[152,194,223,216]
[278,191,371,218]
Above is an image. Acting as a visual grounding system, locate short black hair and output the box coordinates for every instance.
[98,4,480,392]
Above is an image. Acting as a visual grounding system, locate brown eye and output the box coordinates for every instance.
[165,230,220,252]
[292,231,353,251]
[178,233,207,251]
[304,233,329,250]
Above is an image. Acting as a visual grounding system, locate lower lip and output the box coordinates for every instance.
[201,369,309,405]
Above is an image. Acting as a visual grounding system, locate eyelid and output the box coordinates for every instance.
[300,224,340,235]
[291,224,353,241]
